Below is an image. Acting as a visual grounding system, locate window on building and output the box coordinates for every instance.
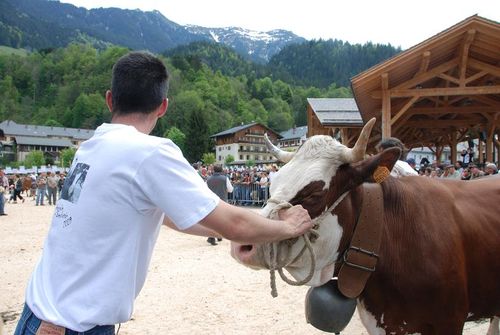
[239,155,243,160]
[246,155,250,160]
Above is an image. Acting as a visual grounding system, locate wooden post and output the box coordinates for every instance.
[450,132,457,164]
[435,144,443,164]
[381,73,391,138]
[486,124,495,163]
[478,140,484,164]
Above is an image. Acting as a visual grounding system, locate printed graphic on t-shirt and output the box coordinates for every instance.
[60,163,90,204]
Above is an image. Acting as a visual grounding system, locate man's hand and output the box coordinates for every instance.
[278,205,313,237]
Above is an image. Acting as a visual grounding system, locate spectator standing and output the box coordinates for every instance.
[8,174,25,204]
[420,157,430,168]
[29,173,37,200]
[0,169,8,215]
[57,172,65,195]
[35,172,47,206]
[46,171,59,205]
[205,164,233,245]
[259,171,269,204]
[461,148,474,167]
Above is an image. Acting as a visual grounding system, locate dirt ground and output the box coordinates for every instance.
[0,198,492,334]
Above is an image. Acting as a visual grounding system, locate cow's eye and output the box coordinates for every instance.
[307,191,326,201]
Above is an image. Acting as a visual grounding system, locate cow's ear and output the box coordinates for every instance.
[353,147,400,183]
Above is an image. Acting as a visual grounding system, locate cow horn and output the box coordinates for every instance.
[342,117,376,163]
[264,133,295,163]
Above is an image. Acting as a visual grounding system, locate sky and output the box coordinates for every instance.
[59,0,500,49]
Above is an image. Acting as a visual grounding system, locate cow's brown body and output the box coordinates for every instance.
[330,175,500,334]
[231,120,500,334]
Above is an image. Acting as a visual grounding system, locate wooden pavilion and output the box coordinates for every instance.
[306,98,363,145]
[349,15,500,163]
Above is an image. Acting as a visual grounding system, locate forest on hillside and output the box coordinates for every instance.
[0,44,348,162]
[0,40,400,162]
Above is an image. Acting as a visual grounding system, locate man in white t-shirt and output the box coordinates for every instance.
[376,137,418,178]
[14,52,312,335]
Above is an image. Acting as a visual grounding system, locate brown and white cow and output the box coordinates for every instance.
[231,118,500,334]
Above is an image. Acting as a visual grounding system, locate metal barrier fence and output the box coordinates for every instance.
[228,182,269,207]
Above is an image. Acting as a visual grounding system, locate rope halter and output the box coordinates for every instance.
[265,191,349,297]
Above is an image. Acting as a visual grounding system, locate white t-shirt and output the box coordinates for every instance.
[391,160,418,178]
[26,123,220,331]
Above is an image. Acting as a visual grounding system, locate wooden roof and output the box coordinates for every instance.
[210,122,281,139]
[351,15,500,148]
[307,98,363,127]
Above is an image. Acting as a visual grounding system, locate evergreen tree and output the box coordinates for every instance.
[184,108,210,163]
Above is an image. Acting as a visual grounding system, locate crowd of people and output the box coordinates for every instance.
[416,160,498,179]
[0,170,66,215]
[193,163,277,208]
[1,153,498,218]
[193,154,498,207]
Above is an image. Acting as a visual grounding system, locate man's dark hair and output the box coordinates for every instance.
[111,52,169,114]
[376,137,408,160]
[213,164,223,173]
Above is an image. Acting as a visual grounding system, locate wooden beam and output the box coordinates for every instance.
[459,30,476,86]
[464,70,489,85]
[372,85,500,99]
[404,120,492,128]
[468,58,500,78]
[416,51,431,75]
[438,73,460,85]
[426,97,446,106]
[408,106,499,115]
[391,58,459,91]
[392,58,458,93]
[391,96,419,125]
[471,95,500,106]
[381,73,391,138]
[392,112,414,133]
[447,96,466,105]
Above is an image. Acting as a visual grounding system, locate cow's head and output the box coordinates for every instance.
[230,118,400,287]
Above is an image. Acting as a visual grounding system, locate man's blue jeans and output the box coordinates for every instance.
[36,187,46,205]
[0,191,5,214]
[14,303,115,335]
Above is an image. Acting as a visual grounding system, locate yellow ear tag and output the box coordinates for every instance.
[373,166,391,183]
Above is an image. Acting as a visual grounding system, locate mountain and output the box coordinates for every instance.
[185,26,305,63]
[0,0,305,63]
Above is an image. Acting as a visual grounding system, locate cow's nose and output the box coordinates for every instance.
[230,242,258,265]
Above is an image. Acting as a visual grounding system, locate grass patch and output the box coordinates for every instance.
[0,45,28,56]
